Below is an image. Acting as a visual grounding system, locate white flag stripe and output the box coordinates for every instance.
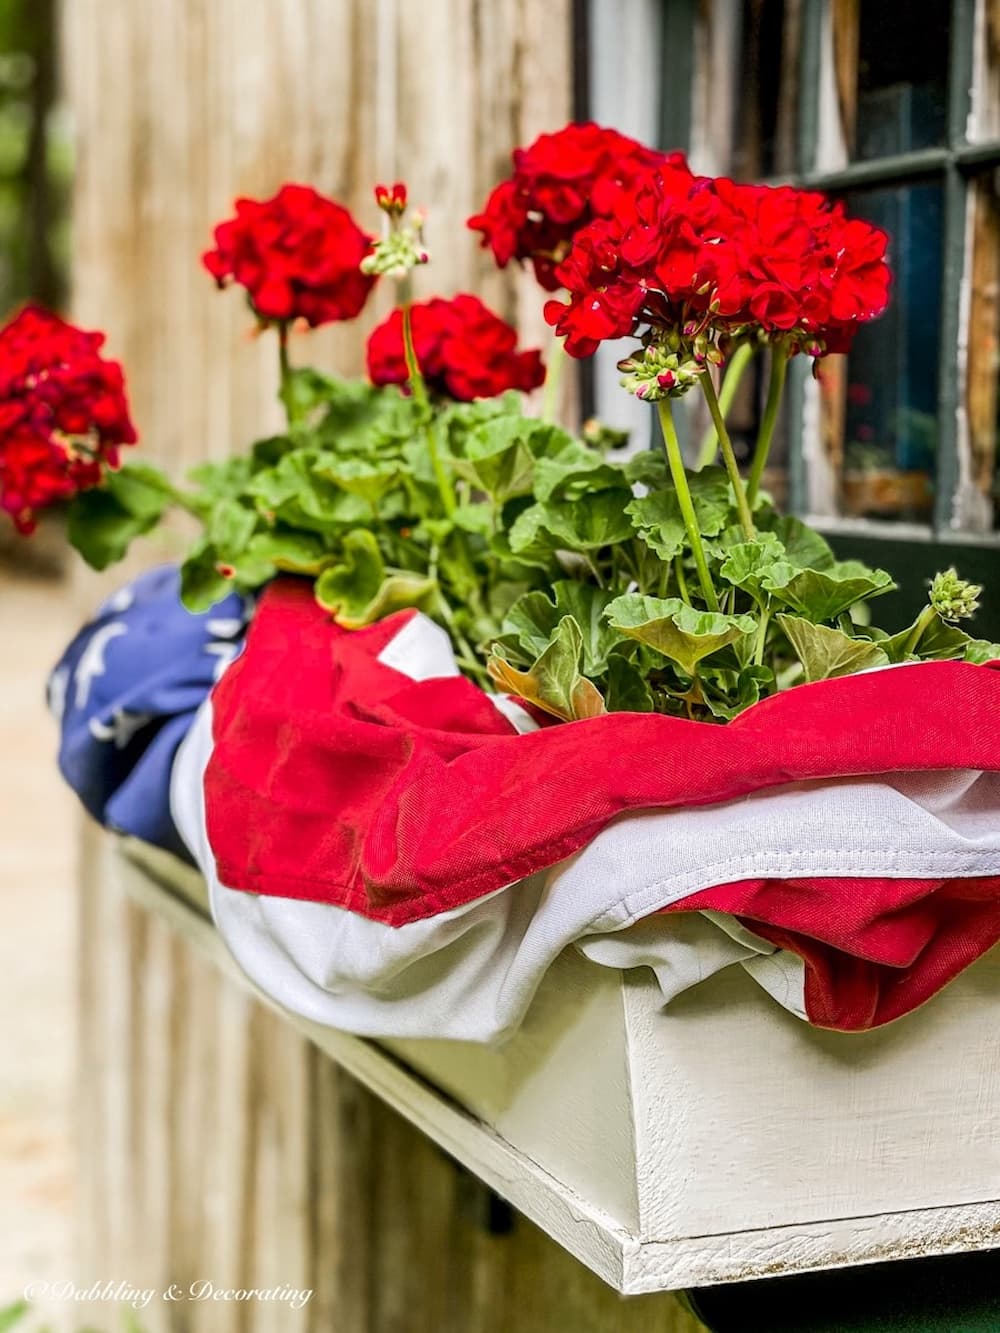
[169,615,1000,1043]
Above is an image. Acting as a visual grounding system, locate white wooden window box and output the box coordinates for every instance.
[119,837,1000,1297]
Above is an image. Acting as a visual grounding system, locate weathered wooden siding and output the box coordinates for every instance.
[62,2,702,1328]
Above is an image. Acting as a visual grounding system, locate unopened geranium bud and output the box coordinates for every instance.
[374,182,408,215]
[929,568,981,622]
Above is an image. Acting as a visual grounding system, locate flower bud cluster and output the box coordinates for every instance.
[617,335,718,402]
[929,568,981,622]
[361,183,430,281]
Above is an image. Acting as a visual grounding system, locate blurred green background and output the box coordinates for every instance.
[0,0,68,318]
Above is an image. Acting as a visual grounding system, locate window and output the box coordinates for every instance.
[582,0,1000,633]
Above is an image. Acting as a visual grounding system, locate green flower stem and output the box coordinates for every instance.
[753,604,770,666]
[699,370,755,540]
[673,556,691,605]
[435,593,488,682]
[901,602,938,656]
[655,400,719,611]
[747,347,789,506]
[401,303,456,518]
[541,333,566,424]
[696,341,754,469]
[277,321,300,428]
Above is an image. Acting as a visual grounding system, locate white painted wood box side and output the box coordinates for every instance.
[623,949,1000,1241]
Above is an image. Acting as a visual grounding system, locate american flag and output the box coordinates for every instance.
[53,569,1000,1040]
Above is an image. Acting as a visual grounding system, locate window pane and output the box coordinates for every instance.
[826,0,951,163]
[731,0,798,179]
[830,182,943,522]
[856,2,950,158]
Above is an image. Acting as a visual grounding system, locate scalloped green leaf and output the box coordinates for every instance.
[532,440,626,502]
[452,431,535,505]
[314,529,437,628]
[313,456,402,507]
[605,594,756,677]
[179,542,233,612]
[763,560,895,622]
[605,653,655,713]
[965,640,1000,664]
[243,529,330,575]
[502,582,621,676]
[718,534,789,603]
[206,497,258,558]
[777,614,891,683]
[487,615,605,722]
[767,515,836,571]
[626,466,732,561]
[509,490,635,554]
[67,464,175,570]
[877,613,976,663]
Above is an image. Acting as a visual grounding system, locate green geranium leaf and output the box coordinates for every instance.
[605,653,655,712]
[66,464,175,570]
[313,455,402,507]
[487,615,605,722]
[777,614,891,683]
[459,415,574,463]
[878,613,974,663]
[502,582,621,676]
[510,490,636,555]
[248,453,372,532]
[605,594,756,677]
[244,529,330,575]
[718,534,789,603]
[206,497,258,558]
[627,466,732,561]
[251,435,296,468]
[502,591,561,662]
[187,454,256,505]
[532,439,626,502]
[766,515,836,571]
[763,560,895,622]
[551,582,623,674]
[453,431,535,505]
[624,450,669,488]
[315,528,438,629]
[451,502,494,537]
[965,640,1000,664]
[314,529,384,617]
[180,543,233,612]
[701,664,774,719]
[284,367,342,418]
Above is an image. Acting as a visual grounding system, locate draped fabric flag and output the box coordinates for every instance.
[53,570,1000,1041]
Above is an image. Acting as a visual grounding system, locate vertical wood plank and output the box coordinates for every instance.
[65,2,700,1328]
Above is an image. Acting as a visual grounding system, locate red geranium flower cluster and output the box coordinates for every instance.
[203,184,377,328]
[0,305,137,532]
[544,170,892,359]
[468,122,683,291]
[366,294,545,402]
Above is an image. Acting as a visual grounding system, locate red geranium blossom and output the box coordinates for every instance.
[544,169,892,359]
[203,184,377,328]
[0,305,137,532]
[366,294,545,401]
[468,122,686,290]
